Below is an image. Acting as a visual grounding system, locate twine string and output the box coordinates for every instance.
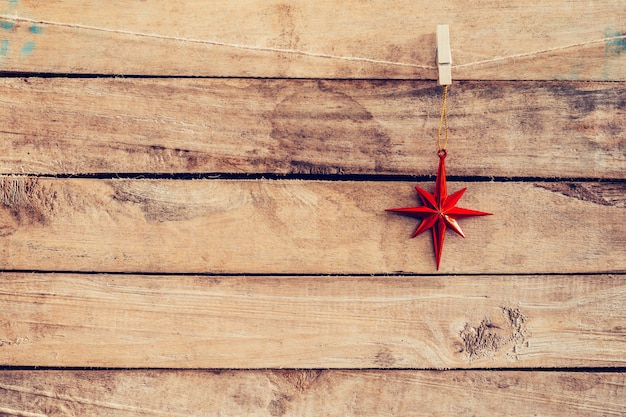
[0,14,625,70]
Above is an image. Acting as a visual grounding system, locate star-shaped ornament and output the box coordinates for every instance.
[387,150,492,270]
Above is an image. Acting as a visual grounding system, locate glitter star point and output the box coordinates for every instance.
[386,152,492,270]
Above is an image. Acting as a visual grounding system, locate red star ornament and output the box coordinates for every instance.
[386,151,492,270]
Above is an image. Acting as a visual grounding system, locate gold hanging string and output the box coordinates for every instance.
[437,85,449,153]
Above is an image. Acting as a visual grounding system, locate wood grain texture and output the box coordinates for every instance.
[1,273,625,368]
[0,0,623,412]
[1,78,625,178]
[0,178,624,274]
[0,1,624,79]
[1,370,624,416]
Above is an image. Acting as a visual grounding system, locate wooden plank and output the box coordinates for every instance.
[1,78,625,178]
[0,1,624,79]
[1,178,624,274]
[0,370,624,417]
[0,273,625,368]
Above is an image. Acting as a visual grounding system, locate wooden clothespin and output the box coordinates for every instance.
[436,25,452,85]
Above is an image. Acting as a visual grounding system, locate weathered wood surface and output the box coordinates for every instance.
[1,370,624,417]
[1,78,625,178]
[0,178,624,274]
[1,273,624,368]
[0,0,623,413]
[0,1,624,79]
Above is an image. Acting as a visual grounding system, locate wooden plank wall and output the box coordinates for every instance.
[0,1,625,415]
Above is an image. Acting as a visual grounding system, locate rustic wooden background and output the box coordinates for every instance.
[1,0,625,415]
